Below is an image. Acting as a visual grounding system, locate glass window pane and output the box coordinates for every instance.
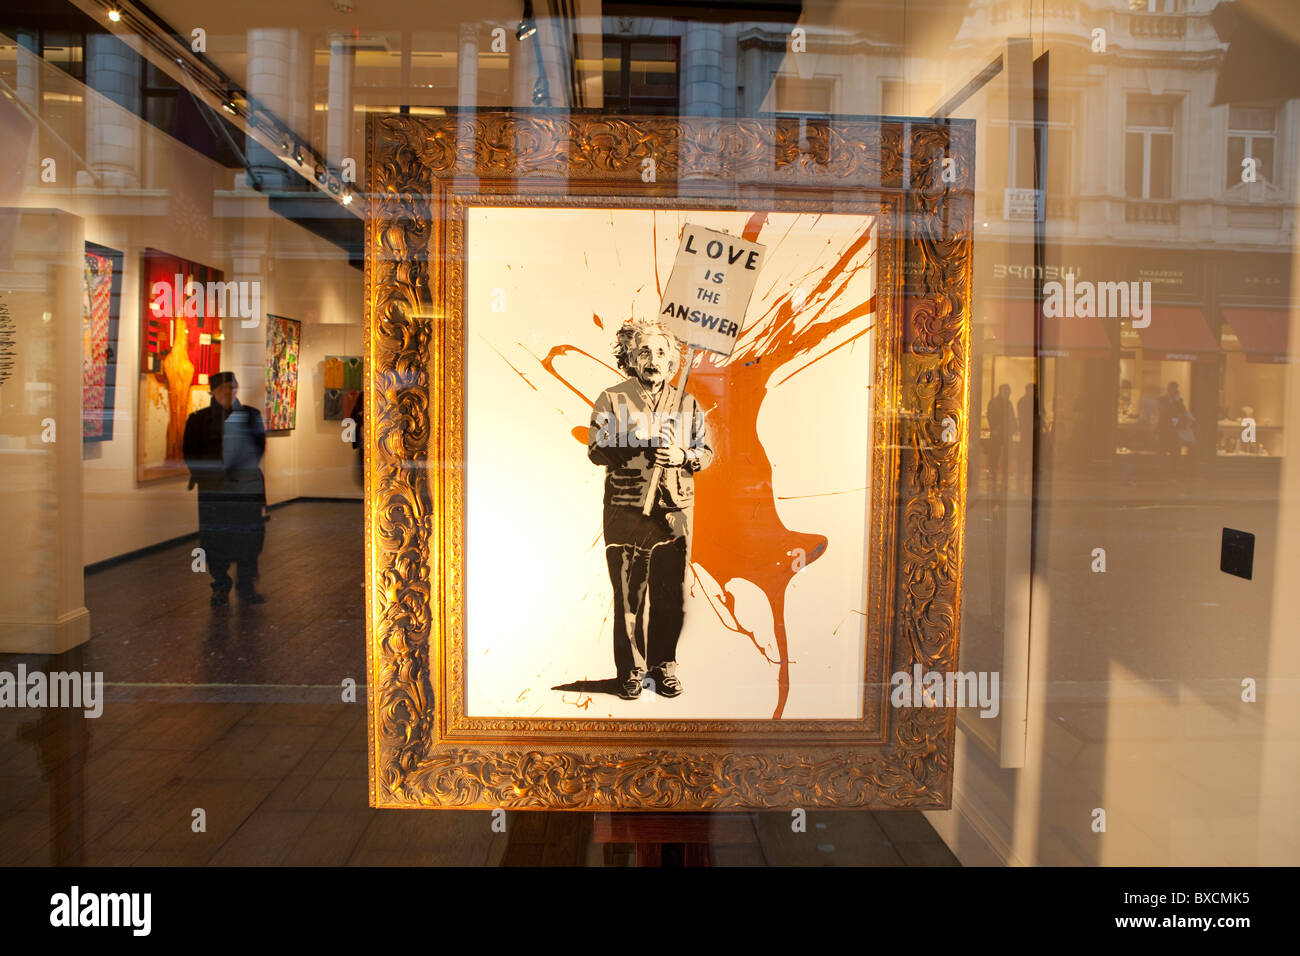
[1126,131,1145,197]
[1254,137,1275,183]
[1149,132,1173,198]
[1229,105,1274,132]
[1227,134,1246,188]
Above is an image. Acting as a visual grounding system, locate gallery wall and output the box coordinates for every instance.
[9,48,362,568]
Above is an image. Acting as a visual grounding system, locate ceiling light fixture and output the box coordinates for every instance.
[517,0,537,41]
[107,8,122,22]
[341,191,354,206]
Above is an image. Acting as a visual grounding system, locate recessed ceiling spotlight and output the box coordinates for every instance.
[293,144,305,165]
[341,192,354,206]
[108,8,122,22]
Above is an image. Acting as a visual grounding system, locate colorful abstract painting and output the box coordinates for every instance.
[137,248,224,481]
[266,315,301,430]
[82,242,123,443]
[322,354,361,420]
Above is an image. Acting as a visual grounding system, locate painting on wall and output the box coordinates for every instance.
[82,242,124,444]
[322,354,361,421]
[137,248,224,481]
[364,113,975,811]
[266,315,301,430]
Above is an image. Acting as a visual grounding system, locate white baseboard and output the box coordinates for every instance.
[925,785,1023,867]
[0,607,91,654]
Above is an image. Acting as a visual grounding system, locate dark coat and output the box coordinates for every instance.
[182,399,267,503]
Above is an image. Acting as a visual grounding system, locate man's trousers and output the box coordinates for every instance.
[603,503,691,682]
[198,494,265,596]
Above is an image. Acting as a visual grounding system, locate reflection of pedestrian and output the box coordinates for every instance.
[987,384,1015,493]
[1016,383,1035,489]
[183,372,267,606]
[347,394,363,485]
[588,318,714,701]
[1156,381,1194,458]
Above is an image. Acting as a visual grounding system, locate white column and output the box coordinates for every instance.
[83,34,142,189]
[246,28,304,189]
[0,211,89,652]
[681,22,725,117]
[457,21,480,178]
[326,36,355,170]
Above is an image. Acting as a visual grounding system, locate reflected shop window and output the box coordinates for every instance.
[3,0,1300,881]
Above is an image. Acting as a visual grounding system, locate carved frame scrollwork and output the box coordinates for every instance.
[365,112,973,810]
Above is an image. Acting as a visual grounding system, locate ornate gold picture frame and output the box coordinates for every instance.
[364,112,973,810]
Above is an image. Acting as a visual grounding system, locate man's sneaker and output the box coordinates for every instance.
[651,665,683,698]
[210,591,229,607]
[618,676,643,700]
[237,590,267,605]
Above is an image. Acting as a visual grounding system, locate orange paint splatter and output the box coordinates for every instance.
[541,344,618,409]
[689,219,875,718]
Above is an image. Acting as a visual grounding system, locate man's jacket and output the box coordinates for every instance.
[182,399,267,501]
[588,377,714,509]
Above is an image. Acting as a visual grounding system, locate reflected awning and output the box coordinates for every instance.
[984,299,1115,358]
[1135,307,1220,361]
[1223,308,1291,364]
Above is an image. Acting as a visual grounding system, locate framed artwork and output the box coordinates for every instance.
[266,315,301,430]
[364,113,974,810]
[82,242,123,444]
[137,248,223,481]
[323,354,361,420]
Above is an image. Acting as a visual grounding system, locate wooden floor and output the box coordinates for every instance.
[0,501,958,866]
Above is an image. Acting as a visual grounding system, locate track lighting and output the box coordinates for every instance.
[517,0,537,41]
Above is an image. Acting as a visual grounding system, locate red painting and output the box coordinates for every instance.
[137,249,224,481]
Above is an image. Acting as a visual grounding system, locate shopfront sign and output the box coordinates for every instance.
[1003,187,1043,221]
